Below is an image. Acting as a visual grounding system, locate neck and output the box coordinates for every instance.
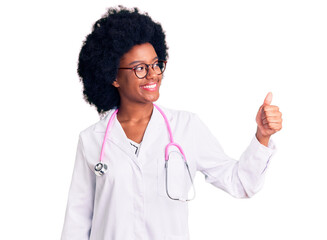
[117,101,154,122]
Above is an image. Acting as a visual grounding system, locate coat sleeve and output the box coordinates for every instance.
[61,134,96,240]
[192,114,276,198]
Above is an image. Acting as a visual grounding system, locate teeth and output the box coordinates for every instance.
[143,84,156,89]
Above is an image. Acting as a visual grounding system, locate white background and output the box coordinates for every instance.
[1,0,326,239]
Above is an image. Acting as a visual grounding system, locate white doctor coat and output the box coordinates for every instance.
[61,105,275,240]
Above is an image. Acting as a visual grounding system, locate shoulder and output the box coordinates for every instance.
[154,105,203,129]
[156,105,197,121]
[79,109,117,138]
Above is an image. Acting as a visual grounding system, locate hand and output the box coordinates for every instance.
[255,92,282,146]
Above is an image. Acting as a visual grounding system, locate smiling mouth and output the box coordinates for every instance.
[140,83,158,91]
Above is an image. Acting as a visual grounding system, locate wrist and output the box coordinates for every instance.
[256,128,270,147]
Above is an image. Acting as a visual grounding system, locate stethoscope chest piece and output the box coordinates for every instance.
[94,162,108,176]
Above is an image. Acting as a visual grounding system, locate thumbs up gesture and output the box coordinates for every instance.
[255,92,282,146]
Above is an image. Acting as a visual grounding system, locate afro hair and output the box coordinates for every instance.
[77,6,169,114]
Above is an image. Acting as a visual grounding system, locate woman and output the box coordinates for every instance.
[61,6,282,240]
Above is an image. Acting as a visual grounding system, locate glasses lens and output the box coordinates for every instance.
[134,61,166,78]
[153,61,166,75]
[134,63,148,78]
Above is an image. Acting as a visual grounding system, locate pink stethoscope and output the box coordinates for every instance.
[94,104,195,202]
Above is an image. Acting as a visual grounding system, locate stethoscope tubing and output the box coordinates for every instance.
[99,108,118,163]
[153,104,187,162]
[96,104,196,201]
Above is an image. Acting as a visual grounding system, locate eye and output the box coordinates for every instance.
[134,64,147,72]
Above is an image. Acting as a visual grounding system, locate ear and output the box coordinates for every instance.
[112,80,120,88]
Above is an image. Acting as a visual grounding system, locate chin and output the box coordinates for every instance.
[147,95,159,104]
[140,90,160,103]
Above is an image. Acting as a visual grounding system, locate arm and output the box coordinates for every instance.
[193,114,276,198]
[196,92,282,198]
[61,134,96,240]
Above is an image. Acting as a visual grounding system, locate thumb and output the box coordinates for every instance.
[263,92,273,106]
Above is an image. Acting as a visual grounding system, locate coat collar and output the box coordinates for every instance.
[93,104,173,170]
[93,104,173,134]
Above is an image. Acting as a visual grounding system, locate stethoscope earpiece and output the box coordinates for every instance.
[94,162,108,176]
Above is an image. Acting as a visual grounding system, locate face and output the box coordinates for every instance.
[113,43,162,106]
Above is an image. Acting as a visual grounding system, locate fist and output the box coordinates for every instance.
[255,92,282,145]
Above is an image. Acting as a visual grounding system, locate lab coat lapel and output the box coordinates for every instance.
[109,119,140,164]
[94,109,141,169]
[137,105,171,165]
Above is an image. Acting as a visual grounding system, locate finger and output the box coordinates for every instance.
[263,92,273,106]
[261,110,282,118]
[262,105,280,113]
[262,117,283,125]
[262,122,282,130]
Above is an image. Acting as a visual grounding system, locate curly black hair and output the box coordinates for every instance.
[77,6,169,114]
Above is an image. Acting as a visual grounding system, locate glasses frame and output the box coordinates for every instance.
[118,60,167,79]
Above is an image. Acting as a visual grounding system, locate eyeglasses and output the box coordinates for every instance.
[118,60,167,79]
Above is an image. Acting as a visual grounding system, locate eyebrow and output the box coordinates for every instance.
[128,57,158,66]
